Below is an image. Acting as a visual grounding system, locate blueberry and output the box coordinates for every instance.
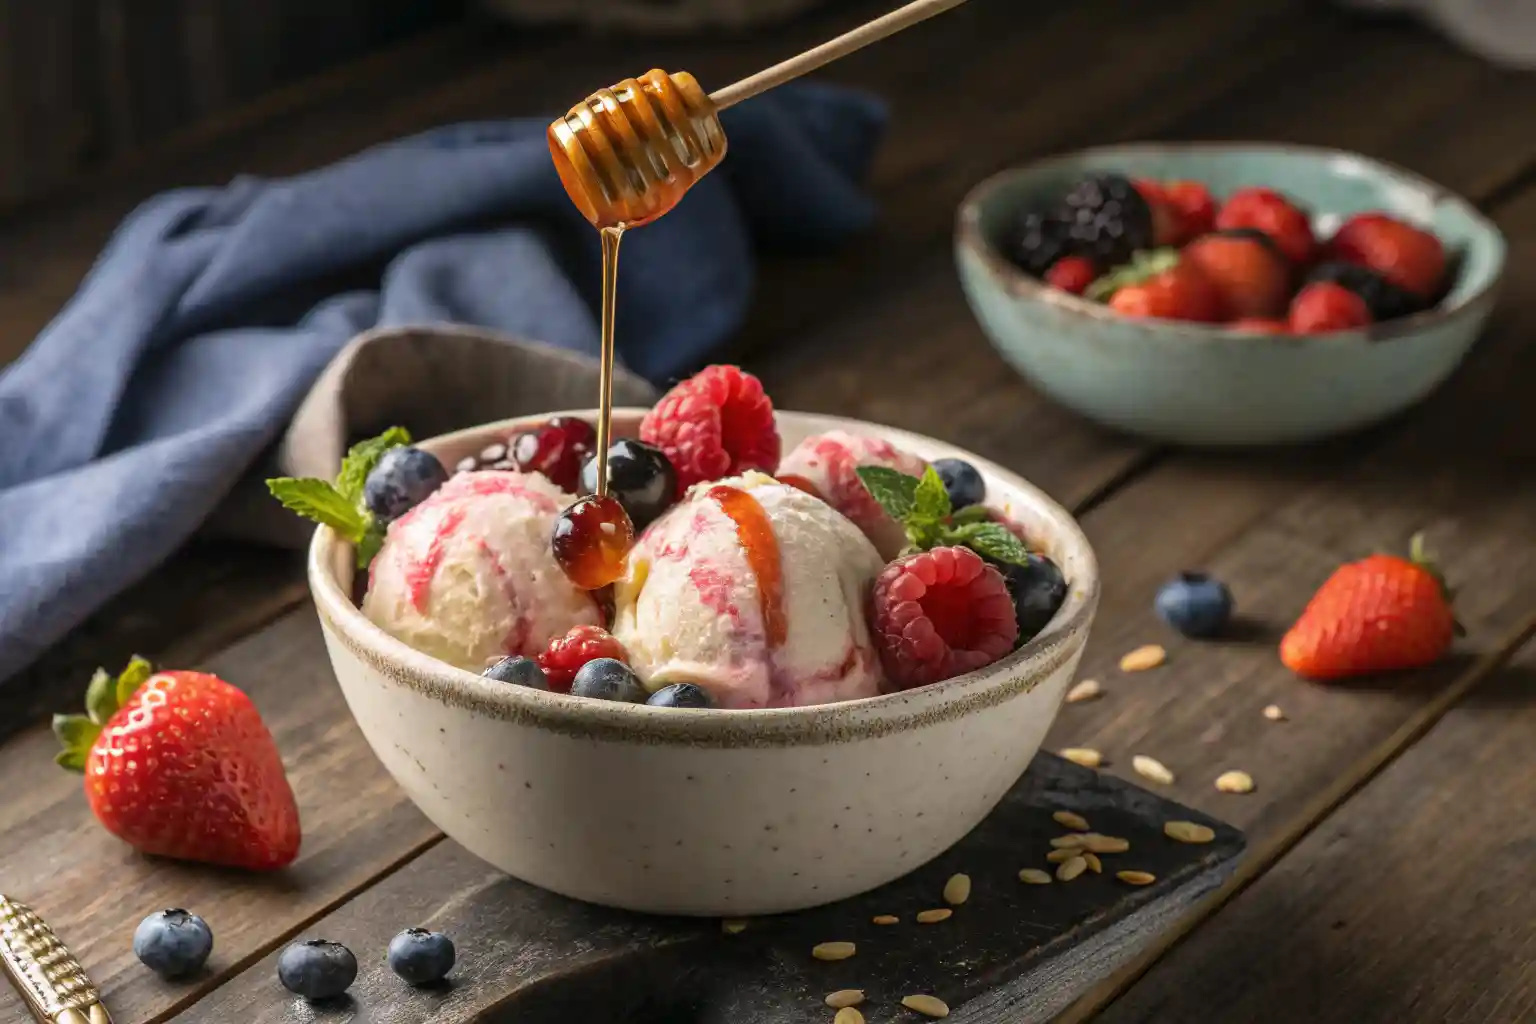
[277,939,357,1001]
[570,658,646,702]
[364,447,449,523]
[132,909,213,979]
[482,655,548,690]
[1154,572,1234,638]
[580,439,678,531]
[387,928,456,986]
[994,553,1069,644]
[932,458,986,509]
[646,682,716,709]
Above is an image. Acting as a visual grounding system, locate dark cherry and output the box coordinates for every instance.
[579,439,678,531]
[552,494,635,590]
[511,416,597,492]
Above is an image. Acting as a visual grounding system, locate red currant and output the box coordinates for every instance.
[552,494,634,590]
[511,416,597,492]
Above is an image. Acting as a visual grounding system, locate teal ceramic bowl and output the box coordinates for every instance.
[955,143,1506,447]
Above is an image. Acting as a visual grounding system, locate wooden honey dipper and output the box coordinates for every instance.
[548,0,970,229]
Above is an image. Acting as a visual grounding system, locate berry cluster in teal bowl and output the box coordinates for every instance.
[955,143,1506,448]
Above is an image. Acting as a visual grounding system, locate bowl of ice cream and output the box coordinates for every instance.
[306,397,1098,917]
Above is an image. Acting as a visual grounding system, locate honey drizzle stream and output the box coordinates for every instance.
[704,485,788,648]
[595,224,625,498]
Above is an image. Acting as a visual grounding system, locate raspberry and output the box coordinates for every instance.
[1289,281,1372,334]
[639,365,781,492]
[1045,255,1099,296]
[1215,187,1316,267]
[538,625,627,693]
[870,547,1019,690]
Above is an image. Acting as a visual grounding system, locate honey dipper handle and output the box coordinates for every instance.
[707,0,971,110]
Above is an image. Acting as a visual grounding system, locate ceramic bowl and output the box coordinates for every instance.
[308,410,1099,916]
[955,143,1507,447]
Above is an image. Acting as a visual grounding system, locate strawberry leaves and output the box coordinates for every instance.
[1085,247,1181,302]
[56,656,155,772]
[855,465,1032,566]
[266,427,411,568]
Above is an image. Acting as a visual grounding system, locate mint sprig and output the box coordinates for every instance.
[266,427,411,568]
[855,465,1033,566]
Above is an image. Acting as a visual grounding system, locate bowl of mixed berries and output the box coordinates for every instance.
[285,363,1098,916]
[955,143,1506,447]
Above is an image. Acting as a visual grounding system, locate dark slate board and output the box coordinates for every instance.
[177,754,1243,1023]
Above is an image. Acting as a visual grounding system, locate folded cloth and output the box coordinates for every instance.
[0,81,888,687]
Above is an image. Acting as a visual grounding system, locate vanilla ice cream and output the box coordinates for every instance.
[611,471,886,709]
[776,430,929,559]
[363,471,600,671]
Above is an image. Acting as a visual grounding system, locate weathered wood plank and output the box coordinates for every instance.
[1045,186,1536,1021]
[173,755,1243,1024]
[1090,640,1536,1024]
[0,612,439,1024]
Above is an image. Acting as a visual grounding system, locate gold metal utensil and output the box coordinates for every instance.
[1,896,112,1024]
[548,0,970,228]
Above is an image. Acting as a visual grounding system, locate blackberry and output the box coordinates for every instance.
[1057,173,1154,268]
[1307,262,1424,322]
[1003,210,1073,278]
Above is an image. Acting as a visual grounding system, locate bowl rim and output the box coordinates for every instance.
[955,140,1508,345]
[308,409,1100,746]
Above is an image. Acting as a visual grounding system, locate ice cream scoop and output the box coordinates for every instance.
[777,430,929,559]
[364,472,600,671]
[611,471,885,708]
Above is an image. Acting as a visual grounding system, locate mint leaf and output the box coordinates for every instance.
[267,478,371,541]
[949,505,992,526]
[913,466,952,524]
[1084,247,1181,303]
[114,656,154,708]
[335,426,412,505]
[856,466,919,522]
[356,524,386,570]
[949,522,1032,566]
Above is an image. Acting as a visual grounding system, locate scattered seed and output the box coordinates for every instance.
[491,459,515,470]
[1061,748,1104,768]
[1050,834,1087,849]
[1057,855,1088,881]
[826,990,866,1009]
[1047,848,1080,864]
[1018,868,1052,885]
[721,919,748,935]
[1119,644,1167,672]
[1083,834,1130,854]
[1263,704,1286,721]
[1216,770,1256,794]
[1082,852,1103,873]
[902,994,951,1018]
[943,873,971,906]
[916,908,953,924]
[479,443,507,462]
[1065,679,1103,703]
[1164,821,1216,844]
[872,915,900,926]
[1133,755,1175,785]
[812,942,856,961]
[455,456,478,473]
[834,1008,866,1024]
[1117,870,1156,886]
[1053,810,1090,830]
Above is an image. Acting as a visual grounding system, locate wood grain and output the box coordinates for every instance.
[173,755,1243,1024]
[1090,642,1536,1024]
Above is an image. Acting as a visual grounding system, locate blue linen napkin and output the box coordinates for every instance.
[0,82,887,687]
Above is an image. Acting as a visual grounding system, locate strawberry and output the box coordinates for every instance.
[1325,212,1446,299]
[55,658,301,870]
[1215,187,1316,266]
[1132,179,1182,247]
[1280,534,1457,681]
[1289,281,1372,333]
[1092,248,1224,323]
[1161,180,1217,243]
[1044,255,1098,295]
[1181,230,1291,319]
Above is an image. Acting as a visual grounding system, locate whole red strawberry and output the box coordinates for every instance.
[1131,179,1183,247]
[1289,281,1372,333]
[1216,187,1316,266]
[1325,212,1446,300]
[1044,255,1098,295]
[1161,180,1217,244]
[1100,250,1224,323]
[1181,230,1291,319]
[1280,534,1457,681]
[54,658,301,870]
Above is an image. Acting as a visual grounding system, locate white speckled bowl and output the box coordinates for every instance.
[308,410,1098,916]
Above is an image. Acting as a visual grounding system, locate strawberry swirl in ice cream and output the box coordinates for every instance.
[362,471,601,672]
[777,430,929,559]
[612,471,885,709]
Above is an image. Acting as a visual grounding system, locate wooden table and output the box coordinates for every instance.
[3,1,1535,1021]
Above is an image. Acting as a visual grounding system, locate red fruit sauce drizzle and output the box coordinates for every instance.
[704,485,786,648]
[405,507,467,613]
